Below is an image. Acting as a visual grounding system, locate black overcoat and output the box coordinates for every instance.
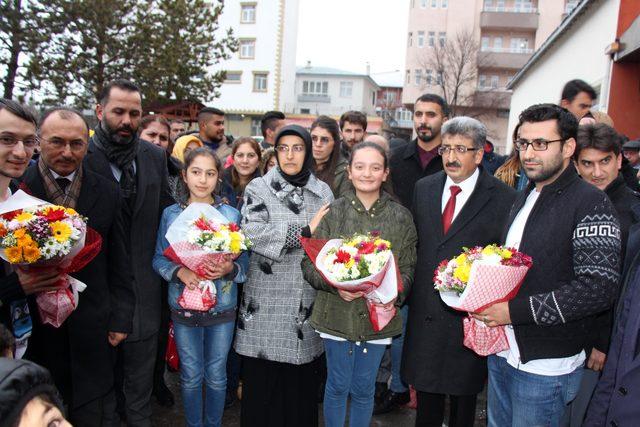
[20,164,135,408]
[401,168,516,395]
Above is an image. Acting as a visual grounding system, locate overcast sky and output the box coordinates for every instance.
[295,0,409,86]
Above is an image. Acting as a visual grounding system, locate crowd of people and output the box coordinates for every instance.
[0,76,638,427]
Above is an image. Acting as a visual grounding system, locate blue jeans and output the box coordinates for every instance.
[323,339,386,427]
[390,305,409,393]
[173,320,235,427]
[487,355,583,427]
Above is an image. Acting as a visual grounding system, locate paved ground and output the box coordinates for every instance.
[151,371,488,426]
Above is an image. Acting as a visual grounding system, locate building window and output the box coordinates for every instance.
[408,32,413,47]
[436,71,443,85]
[565,0,579,14]
[428,31,435,47]
[420,0,427,8]
[441,0,448,8]
[431,0,437,8]
[415,69,422,85]
[371,91,376,106]
[496,0,505,11]
[481,36,490,51]
[240,3,256,23]
[224,71,242,83]
[406,70,411,84]
[385,91,397,104]
[426,69,433,85]
[438,32,446,47]
[496,109,509,118]
[494,36,503,50]
[479,75,487,89]
[300,108,311,114]
[253,72,268,92]
[484,0,493,7]
[239,39,255,59]
[417,31,425,48]
[302,80,328,95]
[491,75,499,89]
[515,0,534,12]
[251,118,261,135]
[340,81,353,97]
[510,37,529,52]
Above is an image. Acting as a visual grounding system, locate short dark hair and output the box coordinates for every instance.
[0,323,13,356]
[139,115,170,134]
[561,79,597,102]
[575,123,622,159]
[0,98,37,126]
[197,107,225,123]
[349,141,389,169]
[98,79,141,105]
[260,111,285,137]
[38,107,90,137]
[339,110,367,131]
[414,93,450,117]
[170,119,186,126]
[517,103,579,142]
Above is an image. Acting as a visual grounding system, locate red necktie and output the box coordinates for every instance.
[442,185,462,234]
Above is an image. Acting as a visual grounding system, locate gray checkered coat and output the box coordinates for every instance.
[235,168,334,365]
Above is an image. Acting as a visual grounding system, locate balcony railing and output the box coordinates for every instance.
[483,6,538,13]
[481,47,534,54]
[297,94,331,103]
[480,9,539,30]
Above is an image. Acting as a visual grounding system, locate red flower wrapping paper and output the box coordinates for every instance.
[439,263,529,356]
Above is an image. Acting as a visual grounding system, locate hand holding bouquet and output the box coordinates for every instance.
[434,244,532,356]
[302,232,402,332]
[0,190,102,327]
[163,203,250,311]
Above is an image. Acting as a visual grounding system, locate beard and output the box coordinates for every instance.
[523,155,565,183]
[101,119,136,145]
[416,126,438,143]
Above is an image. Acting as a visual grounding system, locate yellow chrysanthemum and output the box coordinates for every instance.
[5,246,23,263]
[481,245,497,256]
[50,221,72,242]
[453,264,471,283]
[65,208,77,216]
[455,253,468,266]
[22,245,41,263]
[15,212,34,222]
[345,258,355,269]
[500,249,512,259]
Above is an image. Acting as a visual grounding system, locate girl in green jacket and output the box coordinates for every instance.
[302,142,417,427]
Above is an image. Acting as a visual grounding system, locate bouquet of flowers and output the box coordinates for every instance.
[434,244,532,356]
[302,232,401,332]
[0,190,102,327]
[163,203,250,311]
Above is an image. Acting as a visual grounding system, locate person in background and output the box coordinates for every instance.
[560,79,597,121]
[0,324,14,358]
[302,142,417,427]
[260,147,277,175]
[139,115,172,152]
[0,358,71,427]
[311,116,349,198]
[622,139,640,170]
[563,123,640,427]
[221,137,262,211]
[234,125,334,427]
[169,120,187,143]
[481,140,506,175]
[197,107,232,163]
[494,125,529,191]
[364,134,390,153]
[259,111,286,150]
[153,147,248,427]
[339,111,367,158]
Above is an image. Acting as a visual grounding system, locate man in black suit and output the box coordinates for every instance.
[402,117,516,427]
[20,107,135,425]
[84,80,172,426]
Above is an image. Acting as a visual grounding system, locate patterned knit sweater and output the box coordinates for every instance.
[506,166,621,363]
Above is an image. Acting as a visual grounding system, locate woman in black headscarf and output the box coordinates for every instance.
[234,125,334,427]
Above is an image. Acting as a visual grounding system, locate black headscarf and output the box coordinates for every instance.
[274,124,315,187]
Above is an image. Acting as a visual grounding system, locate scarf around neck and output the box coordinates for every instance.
[37,157,83,209]
[92,122,138,200]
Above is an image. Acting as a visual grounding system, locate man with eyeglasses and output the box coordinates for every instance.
[0,98,63,358]
[472,104,621,427]
[402,117,515,427]
[17,106,135,425]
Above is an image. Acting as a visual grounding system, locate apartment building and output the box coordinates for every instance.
[210,0,300,137]
[403,0,579,151]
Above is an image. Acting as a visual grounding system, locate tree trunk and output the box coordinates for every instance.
[3,0,22,99]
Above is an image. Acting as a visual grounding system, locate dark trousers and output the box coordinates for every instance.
[153,285,171,390]
[114,333,158,427]
[241,356,319,427]
[69,389,118,427]
[416,391,478,427]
